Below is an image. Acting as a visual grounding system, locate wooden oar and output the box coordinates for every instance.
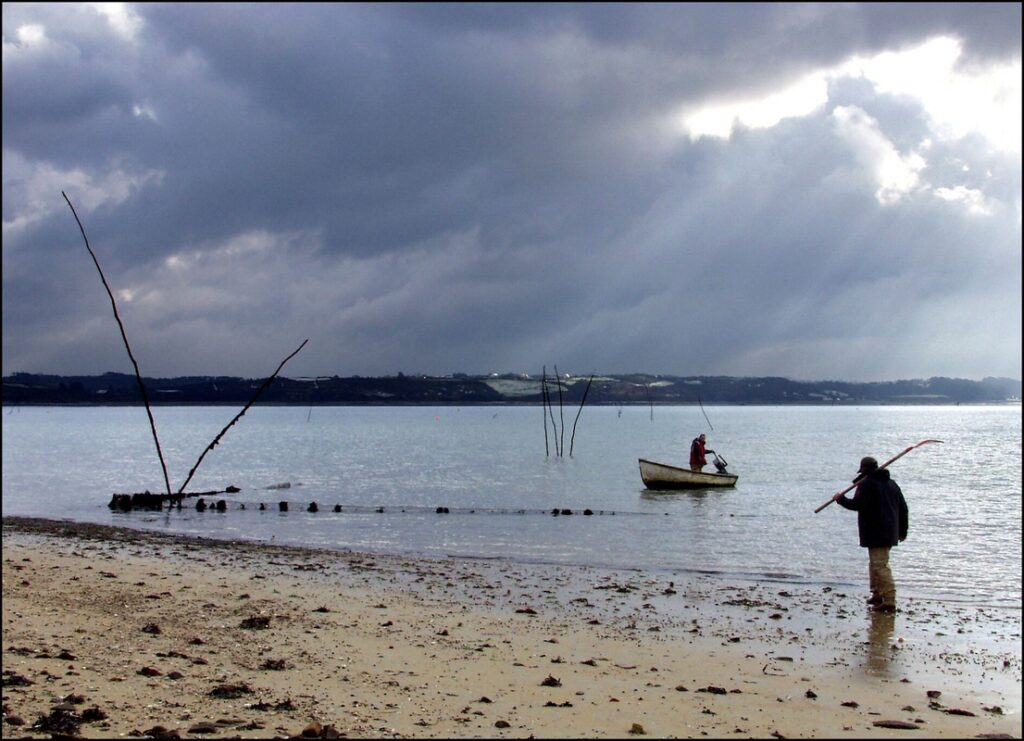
[814,439,943,513]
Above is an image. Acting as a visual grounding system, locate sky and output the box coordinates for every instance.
[2,3,1021,383]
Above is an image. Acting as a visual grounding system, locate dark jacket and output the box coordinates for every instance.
[836,468,908,548]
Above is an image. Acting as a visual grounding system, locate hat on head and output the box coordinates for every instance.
[857,456,878,474]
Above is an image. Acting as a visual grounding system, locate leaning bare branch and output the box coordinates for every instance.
[177,339,308,494]
[62,191,173,497]
[569,374,594,458]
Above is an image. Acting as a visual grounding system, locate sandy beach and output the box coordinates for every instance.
[2,516,1020,739]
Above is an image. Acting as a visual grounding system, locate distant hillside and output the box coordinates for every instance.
[2,372,1020,405]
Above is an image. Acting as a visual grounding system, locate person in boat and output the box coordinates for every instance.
[689,433,715,472]
[832,456,908,613]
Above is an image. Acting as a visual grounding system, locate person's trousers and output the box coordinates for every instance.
[868,546,896,606]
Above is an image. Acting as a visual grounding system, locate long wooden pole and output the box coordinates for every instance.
[698,393,714,431]
[545,377,560,456]
[554,365,565,457]
[541,367,550,457]
[63,191,173,497]
[543,370,560,457]
[814,439,943,513]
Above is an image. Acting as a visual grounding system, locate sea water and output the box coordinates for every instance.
[2,403,1020,607]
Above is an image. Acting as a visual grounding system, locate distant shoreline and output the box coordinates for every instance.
[4,372,1019,406]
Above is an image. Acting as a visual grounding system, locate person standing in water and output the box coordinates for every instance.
[832,456,909,612]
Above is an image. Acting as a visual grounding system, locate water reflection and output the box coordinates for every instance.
[640,489,723,504]
[863,609,898,677]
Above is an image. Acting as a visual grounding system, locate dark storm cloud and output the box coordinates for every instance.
[2,3,1020,381]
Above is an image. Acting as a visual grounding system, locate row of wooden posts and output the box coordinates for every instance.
[108,492,600,517]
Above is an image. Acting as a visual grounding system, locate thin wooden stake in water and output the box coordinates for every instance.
[177,339,308,494]
[545,374,560,456]
[62,191,173,498]
[554,365,566,456]
[541,366,550,457]
[543,367,560,456]
[568,374,594,458]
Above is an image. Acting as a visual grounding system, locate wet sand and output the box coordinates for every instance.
[2,516,1020,739]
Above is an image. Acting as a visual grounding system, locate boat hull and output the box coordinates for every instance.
[638,458,738,490]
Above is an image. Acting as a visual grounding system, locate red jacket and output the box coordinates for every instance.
[690,438,707,467]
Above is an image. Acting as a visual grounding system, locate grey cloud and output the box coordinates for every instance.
[2,3,1020,381]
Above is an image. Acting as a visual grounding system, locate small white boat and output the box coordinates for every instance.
[638,458,738,490]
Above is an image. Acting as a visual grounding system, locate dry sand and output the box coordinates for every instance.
[2,516,1020,739]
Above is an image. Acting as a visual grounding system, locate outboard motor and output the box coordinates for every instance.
[713,453,729,474]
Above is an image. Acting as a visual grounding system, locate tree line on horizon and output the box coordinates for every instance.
[2,371,1019,405]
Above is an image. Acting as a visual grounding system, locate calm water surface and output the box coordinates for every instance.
[3,404,1021,607]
